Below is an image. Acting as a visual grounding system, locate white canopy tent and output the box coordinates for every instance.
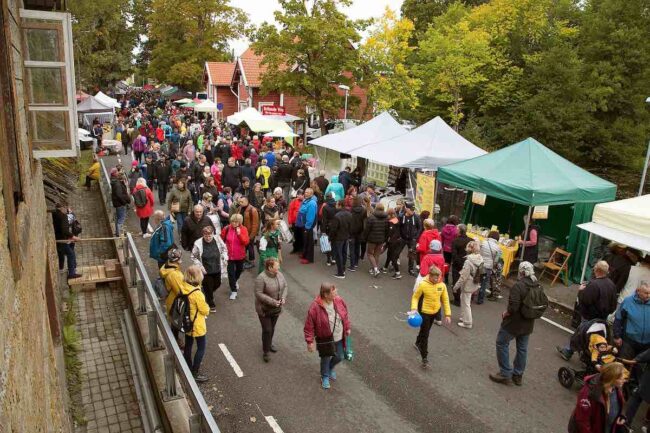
[263,113,302,122]
[194,99,218,113]
[310,111,407,153]
[77,95,115,128]
[347,116,486,170]
[577,194,650,281]
[227,107,265,125]
[94,91,120,109]
[264,129,299,138]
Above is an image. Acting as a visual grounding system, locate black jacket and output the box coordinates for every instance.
[241,164,255,183]
[180,215,215,251]
[221,165,241,190]
[606,253,634,294]
[276,162,293,182]
[321,200,338,235]
[338,170,352,192]
[451,234,472,270]
[577,277,618,321]
[330,209,352,242]
[52,209,73,240]
[363,210,389,244]
[292,176,309,193]
[349,205,366,239]
[111,178,131,207]
[501,276,537,336]
[217,143,231,161]
[314,176,329,193]
[153,160,172,184]
[399,214,422,242]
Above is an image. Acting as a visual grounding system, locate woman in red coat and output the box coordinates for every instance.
[570,362,627,433]
[304,283,351,390]
[132,177,155,236]
[221,214,250,300]
[416,219,441,265]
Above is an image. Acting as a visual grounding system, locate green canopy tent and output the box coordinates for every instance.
[437,137,616,282]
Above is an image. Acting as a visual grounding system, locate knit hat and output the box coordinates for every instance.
[429,239,442,252]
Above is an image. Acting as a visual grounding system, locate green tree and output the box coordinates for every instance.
[147,0,247,90]
[252,0,367,134]
[401,0,488,42]
[358,8,421,118]
[69,0,137,89]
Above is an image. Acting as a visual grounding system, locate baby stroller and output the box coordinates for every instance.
[557,319,609,389]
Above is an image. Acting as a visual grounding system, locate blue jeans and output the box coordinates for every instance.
[56,243,77,276]
[184,334,206,374]
[175,212,186,233]
[496,327,530,378]
[332,240,348,276]
[349,238,361,268]
[477,269,493,303]
[320,340,344,379]
[115,205,126,236]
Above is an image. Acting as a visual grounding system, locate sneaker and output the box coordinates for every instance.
[487,296,498,302]
[209,306,217,313]
[489,372,510,385]
[333,274,345,279]
[270,345,277,353]
[421,358,430,369]
[512,374,523,386]
[243,262,254,270]
[434,320,442,326]
[68,273,83,279]
[408,269,417,277]
[380,267,388,274]
[347,267,357,272]
[229,292,238,300]
[413,342,420,352]
[193,373,209,383]
[321,376,331,389]
[327,261,333,266]
[330,370,337,381]
[457,322,472,329]
[263,353,270,363]
[392,273,402,280]
[555,346,572,361]
[143,233,152,239]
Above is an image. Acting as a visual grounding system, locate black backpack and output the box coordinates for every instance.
[133,188,148,208]
[472,262,485,284]
[169,288,200,333]
[520,282,549,319]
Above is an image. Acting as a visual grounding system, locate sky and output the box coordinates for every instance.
[228,0,405,56]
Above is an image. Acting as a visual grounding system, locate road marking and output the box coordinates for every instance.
[265,416,285,433]
[541,316,573,334]
[218,343,244,377]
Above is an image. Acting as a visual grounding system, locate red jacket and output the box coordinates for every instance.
[221,224,250,260]
[419,253,447,277]
[304,296,351,348]
[288,197,303,225]
[416,229,441,263]
[572,374,625,433]
[230,143,244,161]
[132,184,154,219]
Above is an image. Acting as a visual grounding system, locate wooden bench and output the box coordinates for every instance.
[68,259,123,290]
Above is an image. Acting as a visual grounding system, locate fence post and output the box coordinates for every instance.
[147,310,162,351]
[122,238,129,266]
[136,280,147,315]
[129,256,137,287]
[160,354,181,402]
[189,414,201,433]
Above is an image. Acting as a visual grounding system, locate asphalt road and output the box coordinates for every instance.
[106,153,583,433]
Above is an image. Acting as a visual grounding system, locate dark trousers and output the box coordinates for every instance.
[56,243,77,276]
[401,239,417,272]
[247,243,256,262]
[443,251,452,264]
[202,273,221,307]
[84,175,94,188]
[359,241,367,260]
[158,182,168,204]
[291,225,303,253]
[415,311,441,360]
[302,228,314,262]
[385,242,401,273]
[139,217,149,235]
[258,313,280,354]
[134,150,144,163]
[184,334,206,374]
[227,260,244,291]
[350,238,362,268]
[332,240,348,275]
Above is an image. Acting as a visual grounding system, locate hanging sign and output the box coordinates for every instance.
[261,105,286,116]
[415,173,436,215]
[533,205,549,220]
[472,192,486,206]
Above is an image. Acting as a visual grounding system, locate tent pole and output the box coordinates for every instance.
[407,170,415,201]
[580,232,593,283]
[432,173,439,221]
[520,206,533,261]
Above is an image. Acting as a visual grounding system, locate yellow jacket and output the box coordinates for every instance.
[256,166,271,189]
[160,263,184,315]
[87,161,101,180]
[411,279,451,316]
[180,282,209,337]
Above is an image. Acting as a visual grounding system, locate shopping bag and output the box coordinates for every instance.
[319,234,332,253]
[279,220,293,243]
[344,335,354,361]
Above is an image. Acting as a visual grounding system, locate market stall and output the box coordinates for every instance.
[94,91,121,109]
[466,227,519,276]
[77,95,115,128]
[437,137,617,281]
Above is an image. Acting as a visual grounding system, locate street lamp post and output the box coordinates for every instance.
[639,96,650,196]
[338,84,350,120]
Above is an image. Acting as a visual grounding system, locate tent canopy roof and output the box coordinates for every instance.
[94,91,120,108]
[77,95,114,113]
[227,107,265,125]
[245,119,291,133]
[438,137,617,206]
[347,116,485,170]
[310,111,407,153]
[592,194,650,239]
[194,99,218,112]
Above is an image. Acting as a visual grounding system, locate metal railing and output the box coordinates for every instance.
[98,158,220,433]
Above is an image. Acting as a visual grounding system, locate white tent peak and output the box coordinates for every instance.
[94,91,120,108]
[195,99,218,112]
[227,107,265,125]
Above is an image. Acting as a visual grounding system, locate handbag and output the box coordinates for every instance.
[319,234,332,253]
[316,308,338,357]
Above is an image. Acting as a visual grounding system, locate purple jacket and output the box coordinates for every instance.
[441,224,458,253]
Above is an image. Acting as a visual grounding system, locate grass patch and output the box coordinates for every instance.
[62,288,86,426]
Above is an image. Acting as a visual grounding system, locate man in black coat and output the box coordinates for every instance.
[52,202,81,279]
[399,203,422,276]
[153,154,172,205]
[329,200,352,279]
[221,157,241,191]
[110,167,131,236]
[180,205,216,251]
[276,155,294,203]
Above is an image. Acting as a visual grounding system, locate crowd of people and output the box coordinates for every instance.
[65,90,650,430]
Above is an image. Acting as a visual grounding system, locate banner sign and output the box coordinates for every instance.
[415,173,436,215]
[472,192,486,206]
[533,205,549,220]
[261,105,286,116]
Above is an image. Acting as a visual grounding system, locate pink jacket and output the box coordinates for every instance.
[220,225,249,261]
[441,224,458,253]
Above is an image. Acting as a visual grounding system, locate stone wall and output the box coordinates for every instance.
[0,0,71,431]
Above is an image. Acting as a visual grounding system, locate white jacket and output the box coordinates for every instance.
[191,236,229,276]
[479,238,502,270]
[454,253,484,293]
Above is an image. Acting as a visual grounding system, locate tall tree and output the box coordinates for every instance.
[252,0,367,135]
[401,0,488,43]
[358,8,421,118]
[147,0,247,90]
[69,0,137,89]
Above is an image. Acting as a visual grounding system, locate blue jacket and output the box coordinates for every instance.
[324,175,345,201]
[265,151,276,168]
[614,293,650,344]
[298,195,318,230]
[149,218,175,263]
